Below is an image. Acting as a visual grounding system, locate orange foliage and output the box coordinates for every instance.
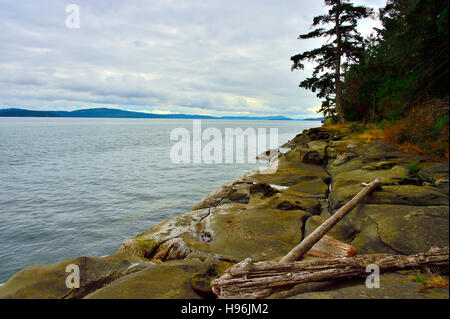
[383,98,449,161]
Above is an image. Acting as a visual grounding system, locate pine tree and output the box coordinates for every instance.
[291,0,372,122]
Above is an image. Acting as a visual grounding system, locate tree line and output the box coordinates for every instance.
[291,0,449,124]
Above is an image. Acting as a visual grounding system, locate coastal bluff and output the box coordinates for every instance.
[1,125,448,299]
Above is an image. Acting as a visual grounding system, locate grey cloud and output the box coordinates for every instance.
[0,0,385,117]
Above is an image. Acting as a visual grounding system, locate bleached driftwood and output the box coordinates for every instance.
[211,246,449,299]
[280,178,381,263]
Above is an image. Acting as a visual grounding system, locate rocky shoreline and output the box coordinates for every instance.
[1,125,448,299]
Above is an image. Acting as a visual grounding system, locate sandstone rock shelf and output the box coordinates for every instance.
[1,125,448,299]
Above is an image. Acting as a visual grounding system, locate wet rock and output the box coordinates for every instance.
[0,255,143,299]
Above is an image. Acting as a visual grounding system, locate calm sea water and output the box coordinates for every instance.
[0,117,318,283]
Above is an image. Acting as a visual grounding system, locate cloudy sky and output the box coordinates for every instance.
[0,0,385,118]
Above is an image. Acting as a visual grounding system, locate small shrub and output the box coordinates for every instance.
[409,162,420,174]
[418,275,449,292]
[413,272,426,283]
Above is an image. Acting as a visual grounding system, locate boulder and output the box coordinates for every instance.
[307,141,328,158]
[300,148,324,165]
[248,160,330,187]
[288,178,329,197]
[331,165,414,190]
[0,255,143,299]
[361,160,398,171]
[327,139,357,158]
[192,181,252,210]
[353,140,398,162]
[256,149,279,161]
[304,127,330,141]
[304,215,355,243]
[345,204,449,255]
[418,163,449,194]
[118,202,311,263]
[332,152,358,166]
[85,258,231,299]
[329,184,449,210]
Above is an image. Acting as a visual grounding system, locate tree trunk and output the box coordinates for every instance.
[335,0,344,124]
[370,94,376,122]
[211,246,449,299]
[280,178,381,263]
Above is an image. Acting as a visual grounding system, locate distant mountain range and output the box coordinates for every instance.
[0,108,324,121]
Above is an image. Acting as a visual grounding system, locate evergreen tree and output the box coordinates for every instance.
[291,0,372,122]
[340,0,449,122]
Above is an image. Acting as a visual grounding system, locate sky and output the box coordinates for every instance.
[0,0,385,118]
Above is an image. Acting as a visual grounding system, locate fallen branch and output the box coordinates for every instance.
[280,178,381,262]
[211,246,449,299]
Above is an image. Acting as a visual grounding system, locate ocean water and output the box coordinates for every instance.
[0,117,318,283]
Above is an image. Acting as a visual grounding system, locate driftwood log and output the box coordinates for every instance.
[280,178,381,262]
[211,246,449,299]
[305,235,357,258]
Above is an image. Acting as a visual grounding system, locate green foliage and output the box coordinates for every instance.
[409,162,420,174]
[435,114,449,130]
[340,0,449,122]
[413,272,426,283]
